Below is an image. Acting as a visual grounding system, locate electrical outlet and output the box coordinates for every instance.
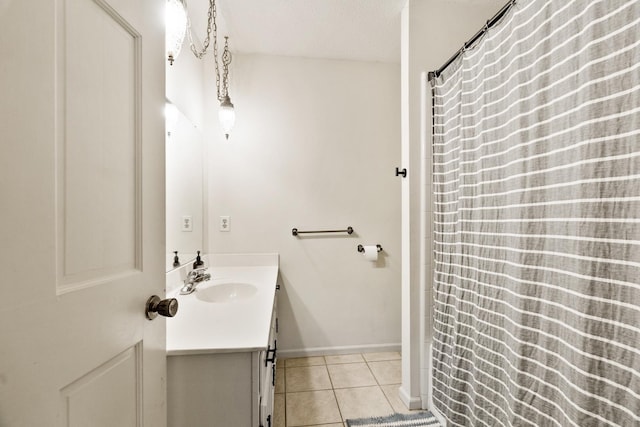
[219,216,230,232]
[182,215,193,232]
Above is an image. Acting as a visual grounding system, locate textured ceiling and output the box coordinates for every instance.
[186,0,504,64]
[188,0,406,63]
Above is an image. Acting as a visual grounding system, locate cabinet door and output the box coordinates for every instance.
[260,306,278,426]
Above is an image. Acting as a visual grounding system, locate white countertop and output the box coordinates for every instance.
[166,253,279,356]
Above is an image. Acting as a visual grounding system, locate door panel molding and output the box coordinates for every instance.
[55,0,143,294]
[60,343,142,427]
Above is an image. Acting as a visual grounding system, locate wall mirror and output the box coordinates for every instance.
[165,103,204,272]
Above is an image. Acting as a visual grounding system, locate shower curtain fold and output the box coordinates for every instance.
[430,0,640,426]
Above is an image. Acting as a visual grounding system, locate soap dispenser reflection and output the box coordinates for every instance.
[193,250,204,269]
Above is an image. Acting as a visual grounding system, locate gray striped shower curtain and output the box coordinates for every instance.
[430,0,640,426]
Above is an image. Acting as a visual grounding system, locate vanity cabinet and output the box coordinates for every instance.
[167,302,278,427]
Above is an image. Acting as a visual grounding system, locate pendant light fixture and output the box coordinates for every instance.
[211,36,234,140]
[165,0,235,140]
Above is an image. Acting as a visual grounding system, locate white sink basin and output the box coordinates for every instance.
[166,254,279,355]
[195,282,258,303]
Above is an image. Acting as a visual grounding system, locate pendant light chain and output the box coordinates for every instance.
[183,0,214,58]
[220,37,231,100]
[183,0,231,102]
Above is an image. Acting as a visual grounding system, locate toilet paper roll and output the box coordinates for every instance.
[362,245,379,261]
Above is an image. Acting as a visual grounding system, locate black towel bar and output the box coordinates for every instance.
[292,226,354,236]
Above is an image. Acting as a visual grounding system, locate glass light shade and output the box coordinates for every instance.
[165,102,180,136]
[166,0,187,64]
[218,96,235,140]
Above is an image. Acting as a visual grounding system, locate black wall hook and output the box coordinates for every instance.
[395,167,407,178]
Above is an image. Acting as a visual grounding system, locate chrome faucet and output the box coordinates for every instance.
[180,268,211,295]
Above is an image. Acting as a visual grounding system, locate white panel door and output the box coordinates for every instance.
[0,0,166,425]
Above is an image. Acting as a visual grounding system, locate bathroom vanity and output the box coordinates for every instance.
[166,254,279,427]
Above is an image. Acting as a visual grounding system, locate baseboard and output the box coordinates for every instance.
[398,385,422,410]
[277,343,401,359]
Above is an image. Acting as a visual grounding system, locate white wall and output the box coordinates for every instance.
[400,0,506,411]
[205,53,402,354]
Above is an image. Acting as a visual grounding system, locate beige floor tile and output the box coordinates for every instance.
[286,390,342,426]
[274,393,286,427]
[362,351,401,362]
[275,364,285,393]
[380,384,413,414]
[324,353,364,364]
[327,363,377,389]
[368,360,402,385]
[286,365,332,392]
[284,356,326,367]
[334,386,394,420]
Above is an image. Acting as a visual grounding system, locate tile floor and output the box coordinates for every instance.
[274,352,422,427]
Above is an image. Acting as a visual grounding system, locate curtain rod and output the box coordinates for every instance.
[428,0,516,81]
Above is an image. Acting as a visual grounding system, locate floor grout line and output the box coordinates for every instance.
[364,358,397,412]
[324,362,346,424]
[280,353,403,427]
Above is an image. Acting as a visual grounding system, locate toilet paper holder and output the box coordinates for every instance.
[357,244,383,253]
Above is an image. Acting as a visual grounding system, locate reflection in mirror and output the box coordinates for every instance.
[166,102,204,272]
